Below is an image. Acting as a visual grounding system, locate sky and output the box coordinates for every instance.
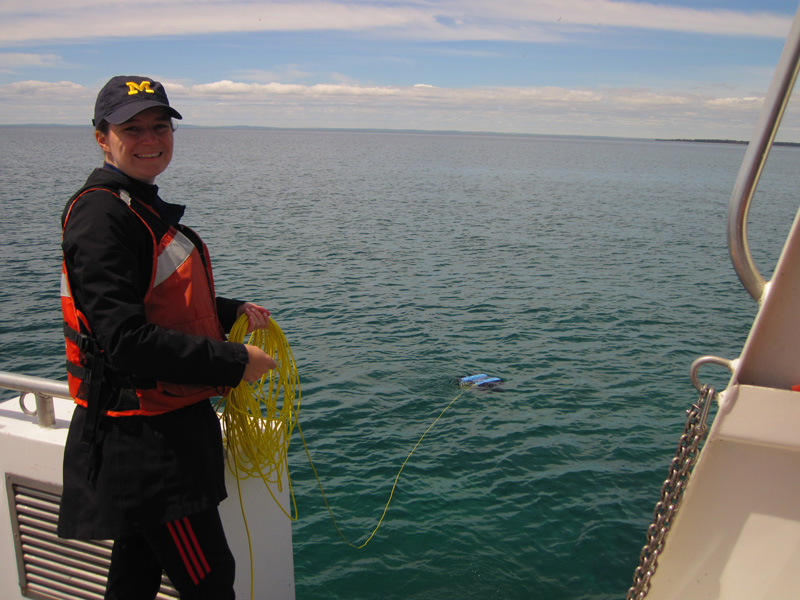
[2,0,800,140]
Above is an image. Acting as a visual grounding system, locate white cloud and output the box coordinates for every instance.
[4,77,798,140]
[706,96,764,109]
[0,52,63,74]
[0,0,792,45]
[462,0,792,37]
[160,79,789,137]
[0,80,85,95]
[0,2,425,44]
[0,53,61,68]
[234,66,315,84]
[0,80,92,123]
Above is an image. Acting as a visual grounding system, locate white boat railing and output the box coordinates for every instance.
[727,4,800,302]
[0,371,68,429]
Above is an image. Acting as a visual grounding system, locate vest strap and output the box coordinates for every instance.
[63,321,93,352]
[79,352,105,453]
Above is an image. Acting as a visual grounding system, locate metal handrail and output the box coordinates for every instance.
[0,371,70,429]
[689,356,737,393]
[728,4,800,302]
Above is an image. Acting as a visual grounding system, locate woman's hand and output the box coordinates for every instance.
[237,302,275,381]
[242,345,277,382]
[237,302,270,334]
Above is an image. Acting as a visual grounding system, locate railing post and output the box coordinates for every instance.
[727,4,800,302]
[1,371,69,429]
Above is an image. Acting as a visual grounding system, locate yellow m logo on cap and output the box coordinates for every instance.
[126,81,155,95]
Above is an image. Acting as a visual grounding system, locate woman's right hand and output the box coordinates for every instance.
[242,344,277,382]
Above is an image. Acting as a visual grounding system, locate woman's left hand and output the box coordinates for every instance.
[238,302,271,333]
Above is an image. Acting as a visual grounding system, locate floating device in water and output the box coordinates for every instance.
[459,373,503,388]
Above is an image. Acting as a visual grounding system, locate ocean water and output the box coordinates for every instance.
[1,126,798,599]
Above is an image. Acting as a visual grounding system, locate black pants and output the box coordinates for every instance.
[105,508,235,600]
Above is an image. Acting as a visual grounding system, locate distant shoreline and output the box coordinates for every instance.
[657,138,800,147]
[2,125,799,146]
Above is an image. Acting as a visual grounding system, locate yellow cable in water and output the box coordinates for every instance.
[296,387,467,549]
[219,313,470,556]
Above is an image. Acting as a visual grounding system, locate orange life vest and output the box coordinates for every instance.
[61,187,229,416]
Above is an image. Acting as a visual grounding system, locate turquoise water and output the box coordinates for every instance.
[1,127,798,599]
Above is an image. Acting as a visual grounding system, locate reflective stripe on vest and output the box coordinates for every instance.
[155,229,194,289]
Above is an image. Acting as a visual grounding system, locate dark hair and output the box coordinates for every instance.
[94,117,177,134]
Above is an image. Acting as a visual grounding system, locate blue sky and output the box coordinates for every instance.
[2,0,800,139]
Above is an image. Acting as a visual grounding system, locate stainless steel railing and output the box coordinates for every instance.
[728,4,800,302]
[0,371,69,428]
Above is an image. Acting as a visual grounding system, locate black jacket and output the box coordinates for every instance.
[61,166,248,386]
[58,166,246,539]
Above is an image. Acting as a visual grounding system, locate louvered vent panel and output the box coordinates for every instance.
[6,474,178,600]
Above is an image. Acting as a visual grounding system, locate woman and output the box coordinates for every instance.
[57,75,275,599]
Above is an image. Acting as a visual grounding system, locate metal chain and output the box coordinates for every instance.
[626,385,715,600]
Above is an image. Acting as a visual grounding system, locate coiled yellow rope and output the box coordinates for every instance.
[218,315,300,520]
[217,315,300,600]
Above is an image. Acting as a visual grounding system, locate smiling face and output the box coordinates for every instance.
[95,106,174,183]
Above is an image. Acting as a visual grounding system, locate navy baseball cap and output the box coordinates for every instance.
[93,75,182,127]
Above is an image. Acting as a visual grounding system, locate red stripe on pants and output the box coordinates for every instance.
[166,518,211,585]
[182,516,212,573]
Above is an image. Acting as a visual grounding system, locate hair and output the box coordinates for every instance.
[94,116,177,134]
